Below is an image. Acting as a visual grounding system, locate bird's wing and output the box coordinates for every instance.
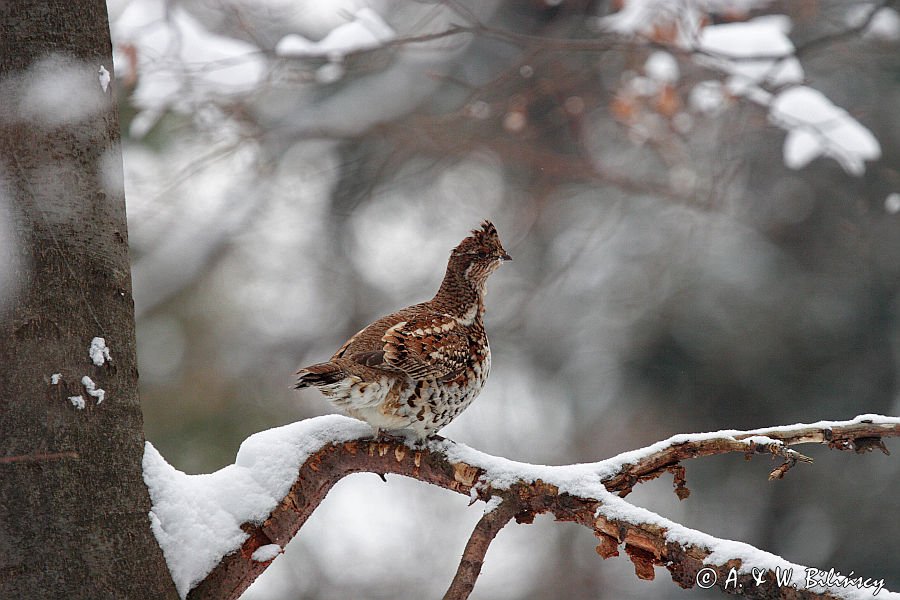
[331,311,410,368]
[331,308,469,379]
[332,324,370,360]
[377,316,470,380]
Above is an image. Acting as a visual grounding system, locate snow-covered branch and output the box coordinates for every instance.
[113,1,894,178]
[142,414,900,599]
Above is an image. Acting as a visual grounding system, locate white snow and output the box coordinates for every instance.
[601,7,883,176]
[250,544,282,563]
[595,493,884,597]
[781,127,822,171]
[598,0,775,47]
[866,8,900,41]
[68,395,85,410]
[684,14,881,176]
[697,16,803,88]
[483,495,503,514]
[314,62,345,85]
[89,336,112,366]
[847,5,900,42]
[436,415,899,599]
[689,80,727,115]
[81,375,106,404]
[98,65,111,92]
[50,373,61,385]
[769,86,881,175]
[885,193,900,214]
[143,415,371,599]
[113,0,264,121]
[648,505,890,599]
[144,414,899,598]
[644,51,678,83]
[275,8,395,59]
[740,435,782,446]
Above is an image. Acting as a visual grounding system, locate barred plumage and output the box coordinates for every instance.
[296,221,511,439]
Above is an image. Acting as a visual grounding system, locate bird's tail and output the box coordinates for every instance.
[295,361,346,389]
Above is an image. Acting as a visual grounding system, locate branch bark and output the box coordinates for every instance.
[181,415,900,600]
[442,498,518,600]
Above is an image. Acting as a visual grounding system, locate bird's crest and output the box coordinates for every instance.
[454,220,507,258]
[473,220,499,241]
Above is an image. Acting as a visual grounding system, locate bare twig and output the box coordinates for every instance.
[603,435,813,497]
[273,0,899,66]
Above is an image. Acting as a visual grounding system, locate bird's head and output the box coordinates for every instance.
[449,220,512,287]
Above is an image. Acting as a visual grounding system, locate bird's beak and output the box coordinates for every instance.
[500,251,512,261]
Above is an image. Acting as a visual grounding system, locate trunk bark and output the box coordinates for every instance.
[0,2,177,598]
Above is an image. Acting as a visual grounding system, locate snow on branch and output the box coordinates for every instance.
[599,3,884,175]
[274,8,396,59]
[111,1,889,177]
[142,414,900,600]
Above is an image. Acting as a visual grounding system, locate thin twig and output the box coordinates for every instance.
[602,435,813,497]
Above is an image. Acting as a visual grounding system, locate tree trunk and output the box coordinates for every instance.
[0,2,177,598]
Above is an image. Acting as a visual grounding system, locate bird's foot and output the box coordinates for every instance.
[370,429,407,444]
[370,428,436,448]
[407,433,448,449]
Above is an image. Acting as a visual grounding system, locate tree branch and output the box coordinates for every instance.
[176,415,900,600]
[603,434,813,498]
[275,0,900,66]
[442,497,519,600]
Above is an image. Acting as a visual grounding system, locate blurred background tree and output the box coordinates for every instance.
[106,0,900,598]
